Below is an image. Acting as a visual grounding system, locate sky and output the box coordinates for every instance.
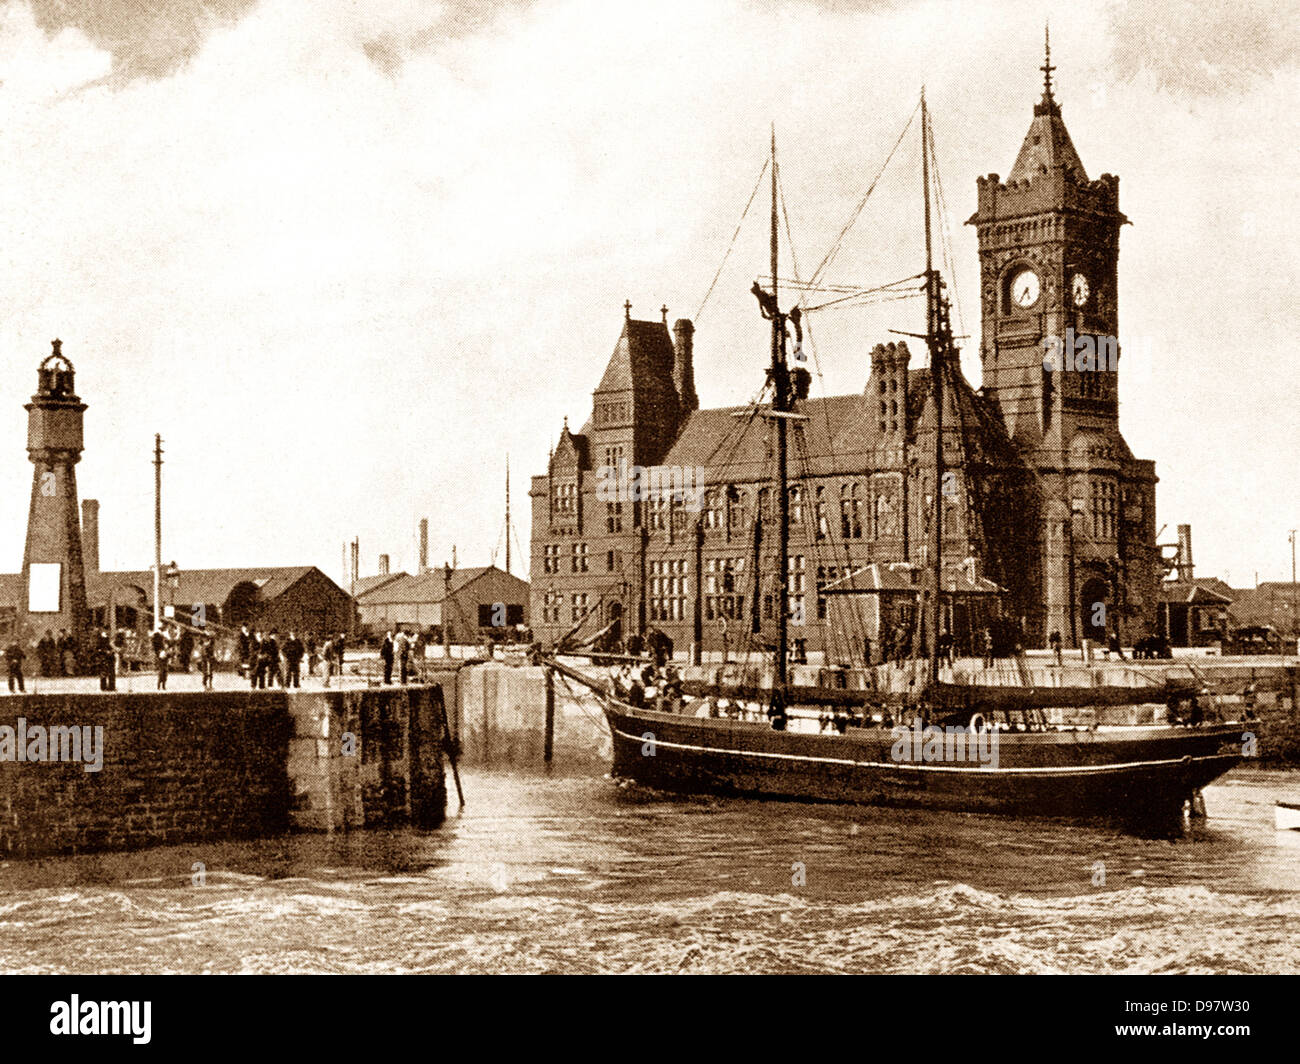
[0,0,1296,588]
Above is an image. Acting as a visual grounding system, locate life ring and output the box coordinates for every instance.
[969,713,986,733]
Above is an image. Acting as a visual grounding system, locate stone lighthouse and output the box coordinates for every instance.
[19,340,90,655]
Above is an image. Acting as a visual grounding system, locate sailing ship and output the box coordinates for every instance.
[544,94,1247,829]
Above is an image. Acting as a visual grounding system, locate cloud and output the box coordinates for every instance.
[25,0,256,81]
[1107,0,1299,95]
[0,2,111,97]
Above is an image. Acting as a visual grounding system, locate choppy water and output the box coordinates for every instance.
[1,767,1297,974]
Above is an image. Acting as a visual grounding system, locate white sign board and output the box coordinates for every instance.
[28,562,62,613]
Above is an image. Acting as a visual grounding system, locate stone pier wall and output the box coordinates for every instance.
[0,686,447,859]
[454,663,610,769]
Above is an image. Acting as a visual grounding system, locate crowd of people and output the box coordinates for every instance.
[148,625,218,690]
[377,628,429,685]
[609,661,685,713]
[236,625,347,689]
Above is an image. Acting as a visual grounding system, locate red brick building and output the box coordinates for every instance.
[530,60,1160,660]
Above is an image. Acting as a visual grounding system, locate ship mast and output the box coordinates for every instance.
[921,89,955,690]
[770,127,791,723]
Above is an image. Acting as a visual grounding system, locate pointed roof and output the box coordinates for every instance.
[354,565,526,606]
[595,314,676,394]
[1159,579,1233,606]
[0,565,346,611]
[1007,30,1088,184]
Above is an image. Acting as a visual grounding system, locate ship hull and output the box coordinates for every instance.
[603,702,1246,828]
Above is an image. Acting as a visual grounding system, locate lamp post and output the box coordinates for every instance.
[165,561,180,625]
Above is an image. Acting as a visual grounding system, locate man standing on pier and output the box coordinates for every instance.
[156,632,170,690]
[4,638,24,693]
[200,634,216,690]
[283,631,304,689]
[250,631,266,689]
[380,630,395,684]
[396,628,410,685]
[266,630,282,687]
[238,623,252,679]
[96,628,116,691]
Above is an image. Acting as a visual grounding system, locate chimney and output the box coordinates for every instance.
[1177,524,1194,581]
[379,554,390,576]
[419,518,429,574]
[672,318,698,413]
[81,498,100,575]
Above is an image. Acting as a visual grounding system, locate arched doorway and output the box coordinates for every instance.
[224,582,260,629]
[1079,577,1110,643]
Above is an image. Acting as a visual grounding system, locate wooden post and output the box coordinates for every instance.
[637,525,648,638]
[692,519,704,666]
[442,562,452,658]
[543,666,556,765]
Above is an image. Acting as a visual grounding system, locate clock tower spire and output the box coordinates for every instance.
[968,39,1157,651]
[1040,22,1056,112]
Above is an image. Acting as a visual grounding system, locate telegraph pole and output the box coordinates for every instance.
[153,434,163,632]
[1290,529,1297,644]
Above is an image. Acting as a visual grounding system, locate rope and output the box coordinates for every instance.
[694,155,770,323]
[808,99,921,291]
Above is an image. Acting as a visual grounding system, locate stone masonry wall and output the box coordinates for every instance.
[0,686,447,859]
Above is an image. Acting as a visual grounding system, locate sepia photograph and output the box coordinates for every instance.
[0,0,1295,1037]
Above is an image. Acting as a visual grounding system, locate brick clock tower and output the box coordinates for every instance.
[20,341,91,654]
[968,36,1159,647]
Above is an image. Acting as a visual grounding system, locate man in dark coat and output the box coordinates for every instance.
[96,628,115,691]
[237,624,252,678]
[5,639,25,693]
[283,631,304,689]
[380,631,395,685]
[56,629,73,676]
[251,632,266,689]
[200,635,216,690]
[178,628,194,673]
[266,631,282,687]
[37,630,56,677]
[155,632,169,690]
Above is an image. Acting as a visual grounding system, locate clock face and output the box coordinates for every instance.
[1071,273,1090,307]
[1011,269,1040,309]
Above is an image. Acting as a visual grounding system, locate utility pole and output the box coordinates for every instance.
[443,562,452,657]
[1290,529,1297,643]
[153,434,163,633]
[349,538,358,638]
[505,455,511,576]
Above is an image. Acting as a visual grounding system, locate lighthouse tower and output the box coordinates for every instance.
[20,341,90,654]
